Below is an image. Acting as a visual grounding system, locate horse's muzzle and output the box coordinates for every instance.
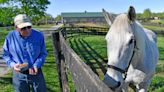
[103,74,121,89]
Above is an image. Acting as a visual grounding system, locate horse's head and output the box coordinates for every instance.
[103,6,137,89]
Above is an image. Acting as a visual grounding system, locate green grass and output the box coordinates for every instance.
[67,35,107,80]
[43,36,60,92]
[33,24,55,30]
[149,76,164,92]
[157,36,164,61]
[0,31,9,46]
[144,25,164,31]
[0,71,14,92]
[150,20,164,25]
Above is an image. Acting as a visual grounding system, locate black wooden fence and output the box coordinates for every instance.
[52,27,113,92]
[61,26,109,37]
[60,26,164,37]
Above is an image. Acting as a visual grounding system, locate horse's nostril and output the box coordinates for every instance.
[104,58,108,63]
[117,81,121,88]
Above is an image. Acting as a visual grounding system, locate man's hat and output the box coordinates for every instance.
[14,14,32,28]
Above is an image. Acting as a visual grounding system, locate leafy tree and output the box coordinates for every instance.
[18,0,50,18]
[55,15,61,22]
[155,12,164,19]
[143,8,152,18]
[136,13,143,19]
[44,13,54,24]
[0,0,51,25]
[0,6,20,26]
[34,13,54,25]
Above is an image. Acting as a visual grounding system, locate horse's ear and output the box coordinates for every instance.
[102,8,114,25]
[128,6,136,21]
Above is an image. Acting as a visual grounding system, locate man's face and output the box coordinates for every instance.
[16,26,32,37]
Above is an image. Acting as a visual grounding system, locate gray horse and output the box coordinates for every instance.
[103,6,159,92]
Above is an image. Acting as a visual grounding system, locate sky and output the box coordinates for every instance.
[46,0,164,17]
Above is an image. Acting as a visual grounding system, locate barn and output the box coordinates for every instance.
[61,11,106,24]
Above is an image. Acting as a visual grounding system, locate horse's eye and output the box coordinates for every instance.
[129,39,134,44]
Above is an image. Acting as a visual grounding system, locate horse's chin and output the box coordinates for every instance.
[103,74,121,89]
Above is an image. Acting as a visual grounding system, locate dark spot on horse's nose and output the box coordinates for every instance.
[104,58,108,63]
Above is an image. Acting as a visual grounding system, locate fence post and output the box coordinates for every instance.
[52,32,70,92]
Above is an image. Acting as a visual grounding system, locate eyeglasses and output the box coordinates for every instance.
[21,26,32,31]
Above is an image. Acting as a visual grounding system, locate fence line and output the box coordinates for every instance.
[60,26,164,37]
[153,30,164,36]
[52,29,113,92]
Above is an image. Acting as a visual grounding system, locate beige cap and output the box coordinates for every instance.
[14,14,32,28]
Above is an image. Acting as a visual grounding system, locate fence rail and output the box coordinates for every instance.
[61,26,164,37]
[52,28,113,92]
[153,30,164,36]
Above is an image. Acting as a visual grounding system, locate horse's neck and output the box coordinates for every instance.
[133,23,146,54]
[130,22,150,67]
[132,22,153,65]
[130,22,158,75]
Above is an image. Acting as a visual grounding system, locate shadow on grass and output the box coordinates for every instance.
[0,77,12,84]
[69,37,99,75]
[158,47,164,60]
[47,86,58,92]
[79,39,107,74]
[45,61,56,64]
[69,36,107,77]
[43,61,60,92]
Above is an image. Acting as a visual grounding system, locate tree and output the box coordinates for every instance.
[34,13,54,25]
[0,6,21,26]
[19,0,50,18]
[0,0,50,25]
[55,15,61,22]
[143,8,152,18]
[136,13,143,19]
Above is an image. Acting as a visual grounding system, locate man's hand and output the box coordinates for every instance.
[13,64,21,72]
[29,66,38,75]
[13,63,28,72]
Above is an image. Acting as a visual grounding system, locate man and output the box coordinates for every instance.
[3,14,47,92]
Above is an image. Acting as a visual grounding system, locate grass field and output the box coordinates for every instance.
[67,35,164,92]
[144,25,164,31]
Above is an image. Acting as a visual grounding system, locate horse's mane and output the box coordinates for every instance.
[110,14,132,34]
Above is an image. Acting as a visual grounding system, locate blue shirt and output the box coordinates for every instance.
[3,29,48,68]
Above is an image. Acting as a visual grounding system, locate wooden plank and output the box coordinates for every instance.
[59,31,113,92]
[52,32,70,92]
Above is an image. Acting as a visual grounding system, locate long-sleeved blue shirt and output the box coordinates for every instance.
[3,29,48,68]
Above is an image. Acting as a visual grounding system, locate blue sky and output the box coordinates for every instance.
[46,0,164,17]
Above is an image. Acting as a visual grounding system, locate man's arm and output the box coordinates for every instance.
[3,38,16,68]
[33,35,48,68]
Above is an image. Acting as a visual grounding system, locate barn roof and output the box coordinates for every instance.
[61,12,104,18]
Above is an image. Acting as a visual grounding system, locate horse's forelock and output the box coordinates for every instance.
[110,14,133,34]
